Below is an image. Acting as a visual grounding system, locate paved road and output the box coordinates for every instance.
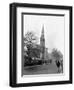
[23,62,60,75]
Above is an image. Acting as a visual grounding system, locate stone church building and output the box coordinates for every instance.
[31,25,50,61]
[24,25,50,61]
[39,25,49,60]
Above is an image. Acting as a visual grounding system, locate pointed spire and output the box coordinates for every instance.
[42,24,44,35]
[40,24,45,41]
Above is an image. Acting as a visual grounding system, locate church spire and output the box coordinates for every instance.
[41,24,44,37]
[40,24,45,60]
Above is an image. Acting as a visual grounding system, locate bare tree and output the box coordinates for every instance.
[24,31,38,46]
[51,48,63,61]
[24,31,39,63]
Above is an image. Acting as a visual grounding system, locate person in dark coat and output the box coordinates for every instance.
[55,60,60,73]
[60,60,63,73]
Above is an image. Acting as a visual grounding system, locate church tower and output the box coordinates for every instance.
[40,25,45,60]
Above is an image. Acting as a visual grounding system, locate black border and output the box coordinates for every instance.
[22,12,65,16]
[10,3,72,87]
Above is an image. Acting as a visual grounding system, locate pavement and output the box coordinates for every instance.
[23,62,60,75]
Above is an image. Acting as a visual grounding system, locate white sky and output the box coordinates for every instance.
[23,15,64,55]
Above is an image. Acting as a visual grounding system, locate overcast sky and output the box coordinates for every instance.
[23,15,64,55]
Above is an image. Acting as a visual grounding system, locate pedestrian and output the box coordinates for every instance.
[60,60,63,73]
[56,60,60,73]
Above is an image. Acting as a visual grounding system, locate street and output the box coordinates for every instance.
[23,62,59,75]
